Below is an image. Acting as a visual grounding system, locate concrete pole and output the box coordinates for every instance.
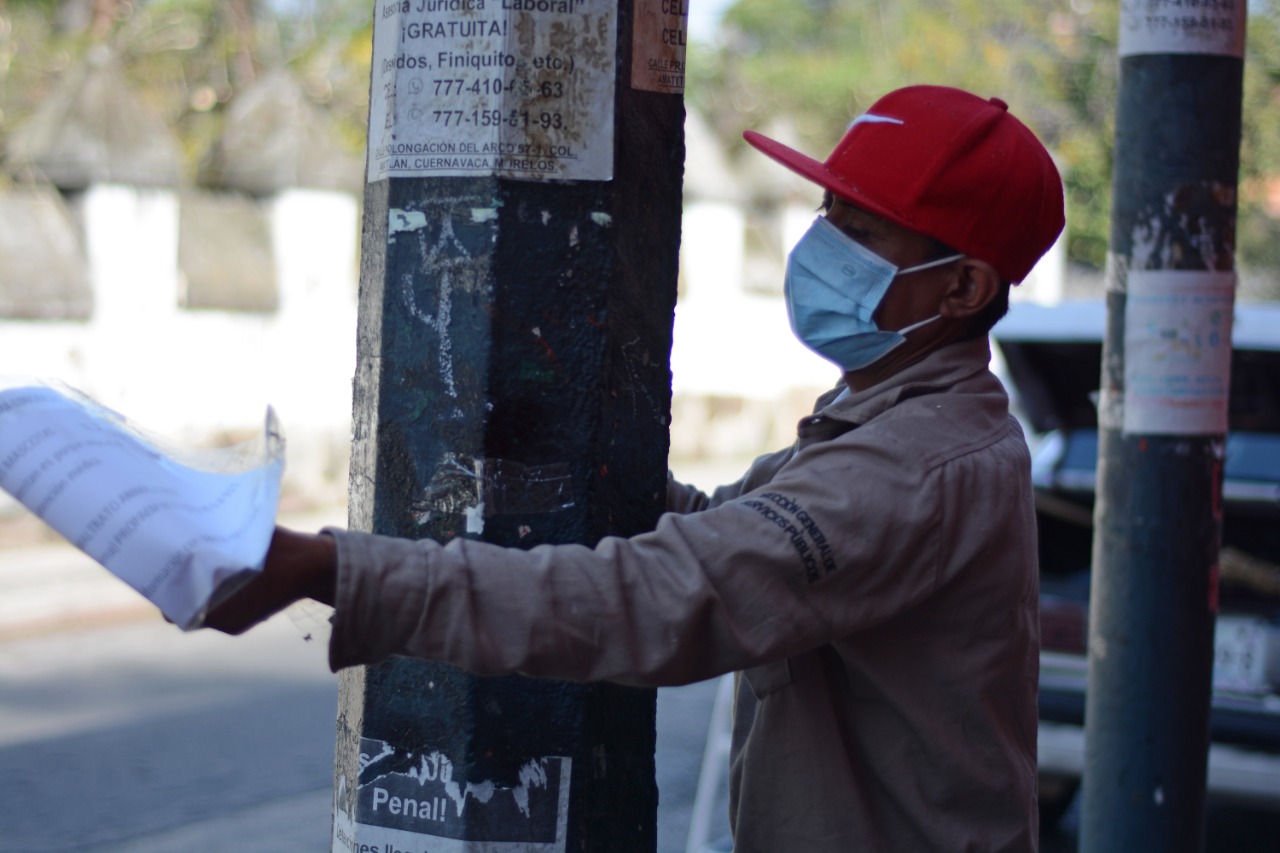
[1081,4,1246,850]
[332,1,685,851]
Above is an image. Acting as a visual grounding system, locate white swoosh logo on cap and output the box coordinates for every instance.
[845,113,905,131]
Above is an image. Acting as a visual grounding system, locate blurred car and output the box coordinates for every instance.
[991,299,1280,825]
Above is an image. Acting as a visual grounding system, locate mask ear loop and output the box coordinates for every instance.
[897,253,964,277]
[886,255,963,338]
[895,313,943,336]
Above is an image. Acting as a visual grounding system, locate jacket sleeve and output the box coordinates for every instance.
[665,471,712,514]
[326,422,991,686]
[665,445,800,514]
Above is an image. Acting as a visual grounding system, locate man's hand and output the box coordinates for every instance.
[202,526,338,635]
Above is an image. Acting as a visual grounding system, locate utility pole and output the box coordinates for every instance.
[332,1,686,851]
[1081,4,1245,850]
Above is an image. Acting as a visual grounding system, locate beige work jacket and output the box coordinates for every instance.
[329,336,1040,852]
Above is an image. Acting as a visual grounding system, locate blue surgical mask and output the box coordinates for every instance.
[784,217,962,371]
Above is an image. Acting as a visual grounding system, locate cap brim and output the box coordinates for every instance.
[742,130,911,232]
[742,130,836,191]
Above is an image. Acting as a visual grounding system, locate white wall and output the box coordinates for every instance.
[0,185,359,507]
[672,199,836,401]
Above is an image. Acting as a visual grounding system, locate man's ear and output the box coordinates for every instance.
[939,258,1001,319]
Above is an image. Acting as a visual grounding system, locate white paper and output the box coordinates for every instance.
[1119,0,1245,58]
[333,739,570,852]
[0,381,283,629]
[1122,269,1236,435]
[367,0,617,182]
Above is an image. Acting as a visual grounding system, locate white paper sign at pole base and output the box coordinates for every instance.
[1122,269,1235,435]
[369,0,617,183]
[333,738,571,852]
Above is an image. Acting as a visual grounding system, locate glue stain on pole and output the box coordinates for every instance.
[1129,183,1235,271]
[464,501,484,534]
[389,208,429,234]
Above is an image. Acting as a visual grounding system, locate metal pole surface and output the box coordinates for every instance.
[331,1,686,850]
[1081,5,1245,851]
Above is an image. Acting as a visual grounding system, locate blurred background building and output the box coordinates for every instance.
[0,46,361,520]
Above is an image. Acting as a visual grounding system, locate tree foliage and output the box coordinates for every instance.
[1239,7,1280,276]
[5,1,1280,278]
[691,0,1280,275]
[0,0,373,180]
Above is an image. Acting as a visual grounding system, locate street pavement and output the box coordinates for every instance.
[0,614,339,852]
[0,506,728,853]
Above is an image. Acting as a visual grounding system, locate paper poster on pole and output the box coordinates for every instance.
[368,0,617,183]
[333,738,570,852]
[631,0,688,94]
[1119,0,1245,58]
[1122,269,1236,435]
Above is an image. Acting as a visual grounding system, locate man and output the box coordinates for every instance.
[208,85,1064,851]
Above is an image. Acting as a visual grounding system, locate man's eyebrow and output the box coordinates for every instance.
[819,190,833,212]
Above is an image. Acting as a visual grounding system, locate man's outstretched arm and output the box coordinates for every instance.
[203,527,337,635]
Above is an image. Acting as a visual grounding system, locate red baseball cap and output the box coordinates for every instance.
[743,85,1065,284]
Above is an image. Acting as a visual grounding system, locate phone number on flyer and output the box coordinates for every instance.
[427,109,565,129]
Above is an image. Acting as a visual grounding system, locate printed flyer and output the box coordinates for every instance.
[0,380,283,629]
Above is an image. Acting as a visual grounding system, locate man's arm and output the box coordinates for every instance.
[665,471,712,514]
[206,457,786,638]
[666,445,799,515]
[203,527,337,634]
[205,436,940,684]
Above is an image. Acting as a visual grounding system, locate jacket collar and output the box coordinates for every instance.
[797,338,994,444]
